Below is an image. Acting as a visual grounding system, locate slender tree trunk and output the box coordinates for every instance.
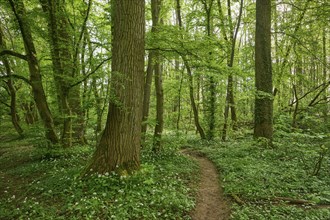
[69,87,86,145]
[151,0,164,152]
[277,0,311,83]
[9,0,59,144]
[92,77,103,138]
[176,68,184,131]
[22,102,38,124]
[84,0,145,174]
[201,0,216,140]
[153,60,164,152]
[322,28,328,122]
[176,0,206,139]
[4,63,23,136]
[0,24,23,136]
[141,52,154,145]
[69,1,91,145]
[185,61,206,139]
[219,0,242,141]
[254,0,273,142]
[292,84,299,128]
[83,28,103,142]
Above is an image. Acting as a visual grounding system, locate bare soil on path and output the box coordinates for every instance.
[182,149,231,220]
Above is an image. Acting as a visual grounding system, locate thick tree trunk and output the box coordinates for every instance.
[9,0,59,144]
[39,0,74,147]
[254,0,273,141]
[84,0,145,174]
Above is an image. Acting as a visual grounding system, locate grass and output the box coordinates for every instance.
[190,129,330,220]
[0,133,198,220]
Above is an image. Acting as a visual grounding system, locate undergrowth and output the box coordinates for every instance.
[0,135,198,220]
[191,126,330,219]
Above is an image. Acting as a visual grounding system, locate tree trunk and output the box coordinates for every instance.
[185,61,206,139]
[322,27,328,122]
[151,0,164,152]
[153,59,164,152]
[218,0,242,141]
[9,0,59,144]
[176,67,184,131]
[254,0,273,142]
[39,0,74,147]
[84,0,145,174]
[21,102,38,125]
[69,87,87,145]
[176,0,206,139]
[141,52,154,145]
[0,24,23,136]
[201,0,216,140]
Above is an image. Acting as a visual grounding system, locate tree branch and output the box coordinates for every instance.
[0,74,31,86]
[0,99,10,108]
[288,80,330,106]
[70,56,111,88]
[73,0,92,76]
[0,49,28,61]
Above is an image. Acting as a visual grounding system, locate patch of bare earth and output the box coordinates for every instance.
[182,149,231,220]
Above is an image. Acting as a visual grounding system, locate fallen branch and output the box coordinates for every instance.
[273,197,313,205]
[231,194,245,205]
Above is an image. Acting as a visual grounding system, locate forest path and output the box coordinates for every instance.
[182,149,231,220]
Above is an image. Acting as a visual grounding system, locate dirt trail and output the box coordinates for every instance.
[183,150,231,220]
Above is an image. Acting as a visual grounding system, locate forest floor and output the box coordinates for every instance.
[0,132,198,219]
[182,149,231,220]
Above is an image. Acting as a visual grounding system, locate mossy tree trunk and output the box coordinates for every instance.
[254,0,273,142]
[40,0,89,147]
[8,0,59,144]
[201,0,216,140]
[39,0,73,147]
[84,0,145,174]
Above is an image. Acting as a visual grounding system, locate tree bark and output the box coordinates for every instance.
[84,0,145,174]
[254,0,273,141]
[153,59,164,152]
[201,0,216,140]
[141,52,154,145]
[39,0,74,147]
[8,0,59,144]
[151,0,164,152]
